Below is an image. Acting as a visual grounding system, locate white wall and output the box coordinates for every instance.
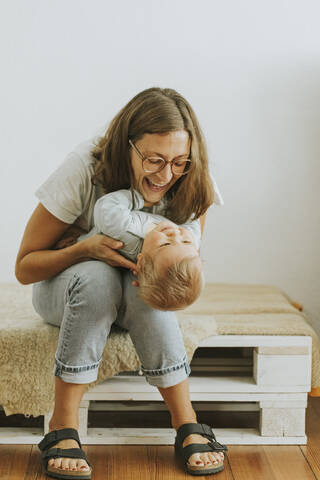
[1,1,319,332]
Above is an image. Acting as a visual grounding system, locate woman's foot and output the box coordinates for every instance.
[47,423,91,473]
[173,422,224,467]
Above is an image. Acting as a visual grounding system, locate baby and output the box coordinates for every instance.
[74,189,204,310]
[135,219,204,311]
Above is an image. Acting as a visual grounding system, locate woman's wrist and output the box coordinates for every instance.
[67,238,90,260]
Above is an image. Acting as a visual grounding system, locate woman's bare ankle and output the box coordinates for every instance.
[49,417,79,431]
[171,414,197,431]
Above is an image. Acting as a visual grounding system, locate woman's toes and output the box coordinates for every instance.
[61,458,70,470]
[210,452,221,464]
[53,458,62,470]
[187,451,224,467]
[77,459,90,471]
[69,459,78,471]
[188,453,204,466]
[203,453,213,465]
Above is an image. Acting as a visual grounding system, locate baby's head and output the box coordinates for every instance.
[136,220,204,310]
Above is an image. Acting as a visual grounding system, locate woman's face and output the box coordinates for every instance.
[130,130,190,205]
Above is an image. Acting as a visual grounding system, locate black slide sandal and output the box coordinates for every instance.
[38,428,92,479]
[174,423,228,476]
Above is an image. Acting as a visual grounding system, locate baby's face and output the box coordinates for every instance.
[140,220,199,275]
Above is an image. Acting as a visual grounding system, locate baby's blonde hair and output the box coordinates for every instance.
[138,254,204,311]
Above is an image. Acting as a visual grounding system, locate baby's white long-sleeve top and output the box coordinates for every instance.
[77,189,201,262]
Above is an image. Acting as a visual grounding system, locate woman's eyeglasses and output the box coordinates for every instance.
[129,139,192,176]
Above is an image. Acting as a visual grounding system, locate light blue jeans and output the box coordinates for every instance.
[32,260,191,388]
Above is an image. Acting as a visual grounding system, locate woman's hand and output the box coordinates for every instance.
[79,234,137,271]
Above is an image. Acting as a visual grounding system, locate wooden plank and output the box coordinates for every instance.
[0,427,43,444]
[260,408,305,437]
[199,335,312,348]
[0,427,307,445]
[260,400,307,408]
[87,401,260,412]
[256,346,310,355]
[84,376,310,400]
[84,391,309,402]
[263,446,315,479]
[253,352,311,387]
[25,445,47,479]
[227,445,316,480]
[227,445,276,480]
[0,444,33,478]
[81,427,307,445]
[84,445,153,480]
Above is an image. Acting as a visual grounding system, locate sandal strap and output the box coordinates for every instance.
[176,423,216,445]
[38,428,82,452]
[41,447,91,468]
[178,442,228,464]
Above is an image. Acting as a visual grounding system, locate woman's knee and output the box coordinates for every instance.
[121,303,188,368]
[32,261,122,325]
[65,261,122,311]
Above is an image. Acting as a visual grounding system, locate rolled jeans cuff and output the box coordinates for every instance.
[142,355,191,388]
[54,356,100,384]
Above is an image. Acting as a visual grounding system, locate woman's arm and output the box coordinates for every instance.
[52,224,88,250]
[15,203,137,285]
[15,204,88,284]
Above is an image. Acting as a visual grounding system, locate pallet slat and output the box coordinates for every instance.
[0,427,307,445]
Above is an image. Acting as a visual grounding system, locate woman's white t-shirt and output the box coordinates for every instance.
[35,135,224,232]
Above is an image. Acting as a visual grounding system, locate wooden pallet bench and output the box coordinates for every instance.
[1,282,316,446]
[1,334,311,445]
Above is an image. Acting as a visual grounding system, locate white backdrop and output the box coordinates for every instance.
[1,1,319,333]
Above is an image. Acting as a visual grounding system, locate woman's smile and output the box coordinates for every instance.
[145,177,170,192]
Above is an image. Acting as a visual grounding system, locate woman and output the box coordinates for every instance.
[15,87,227,478]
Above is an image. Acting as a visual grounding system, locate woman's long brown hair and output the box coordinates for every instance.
[91,87,214,223]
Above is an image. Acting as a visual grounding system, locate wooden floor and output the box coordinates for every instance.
[1,397,319,480]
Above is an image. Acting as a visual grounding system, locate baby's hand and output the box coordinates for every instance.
[145,219,177,235]
[131,269,140,287]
